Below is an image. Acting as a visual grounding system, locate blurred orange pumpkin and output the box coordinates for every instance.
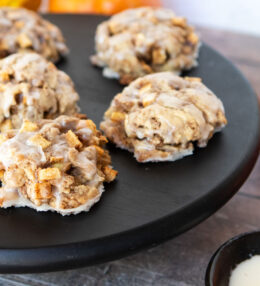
[49,0,161,14]
[0,0,41,10]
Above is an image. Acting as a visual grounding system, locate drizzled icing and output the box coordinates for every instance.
[0,131,46,168]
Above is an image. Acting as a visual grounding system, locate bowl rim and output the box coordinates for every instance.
[205,230,260,286]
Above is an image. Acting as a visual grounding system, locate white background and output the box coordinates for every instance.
[163,0,259,35]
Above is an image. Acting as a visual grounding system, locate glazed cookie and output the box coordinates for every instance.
[91,7,200,84]
[0,116,117,215]
[0,52,79,131]
[0,7,68,62]
[100,72,227,162]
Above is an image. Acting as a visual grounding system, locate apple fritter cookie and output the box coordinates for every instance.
[0,7,68,62]
[91,7,200,84]
[0,116,117,215]
[100,72,227,162]
[0,52,79,131]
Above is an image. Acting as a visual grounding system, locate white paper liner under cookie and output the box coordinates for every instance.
[0,185,104,216]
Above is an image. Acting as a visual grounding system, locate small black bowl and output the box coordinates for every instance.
[205,231,260,286]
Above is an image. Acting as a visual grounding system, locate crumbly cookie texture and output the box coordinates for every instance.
[0,116,117,215]
[100,72,227,162]
[0,52,79,131]
[0,7,68,62]
[91,7,200,84]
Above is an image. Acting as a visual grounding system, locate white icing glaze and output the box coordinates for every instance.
[0,132,46,168]
[229,255,260,286]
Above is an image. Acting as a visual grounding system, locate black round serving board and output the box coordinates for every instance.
[0,15,259,273]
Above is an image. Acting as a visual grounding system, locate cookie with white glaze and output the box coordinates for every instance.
[0,52,79,131]
[0,116,117,215]
[100,72,227,162]
[0,7,68,62]
[91,7,200,84]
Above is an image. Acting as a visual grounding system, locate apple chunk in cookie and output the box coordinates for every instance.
[0,52,80,132]
[91,7,200,84]
[0,116,117,215]
[100,72,227,162]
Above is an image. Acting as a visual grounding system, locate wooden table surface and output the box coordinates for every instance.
[0,27,259,286]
